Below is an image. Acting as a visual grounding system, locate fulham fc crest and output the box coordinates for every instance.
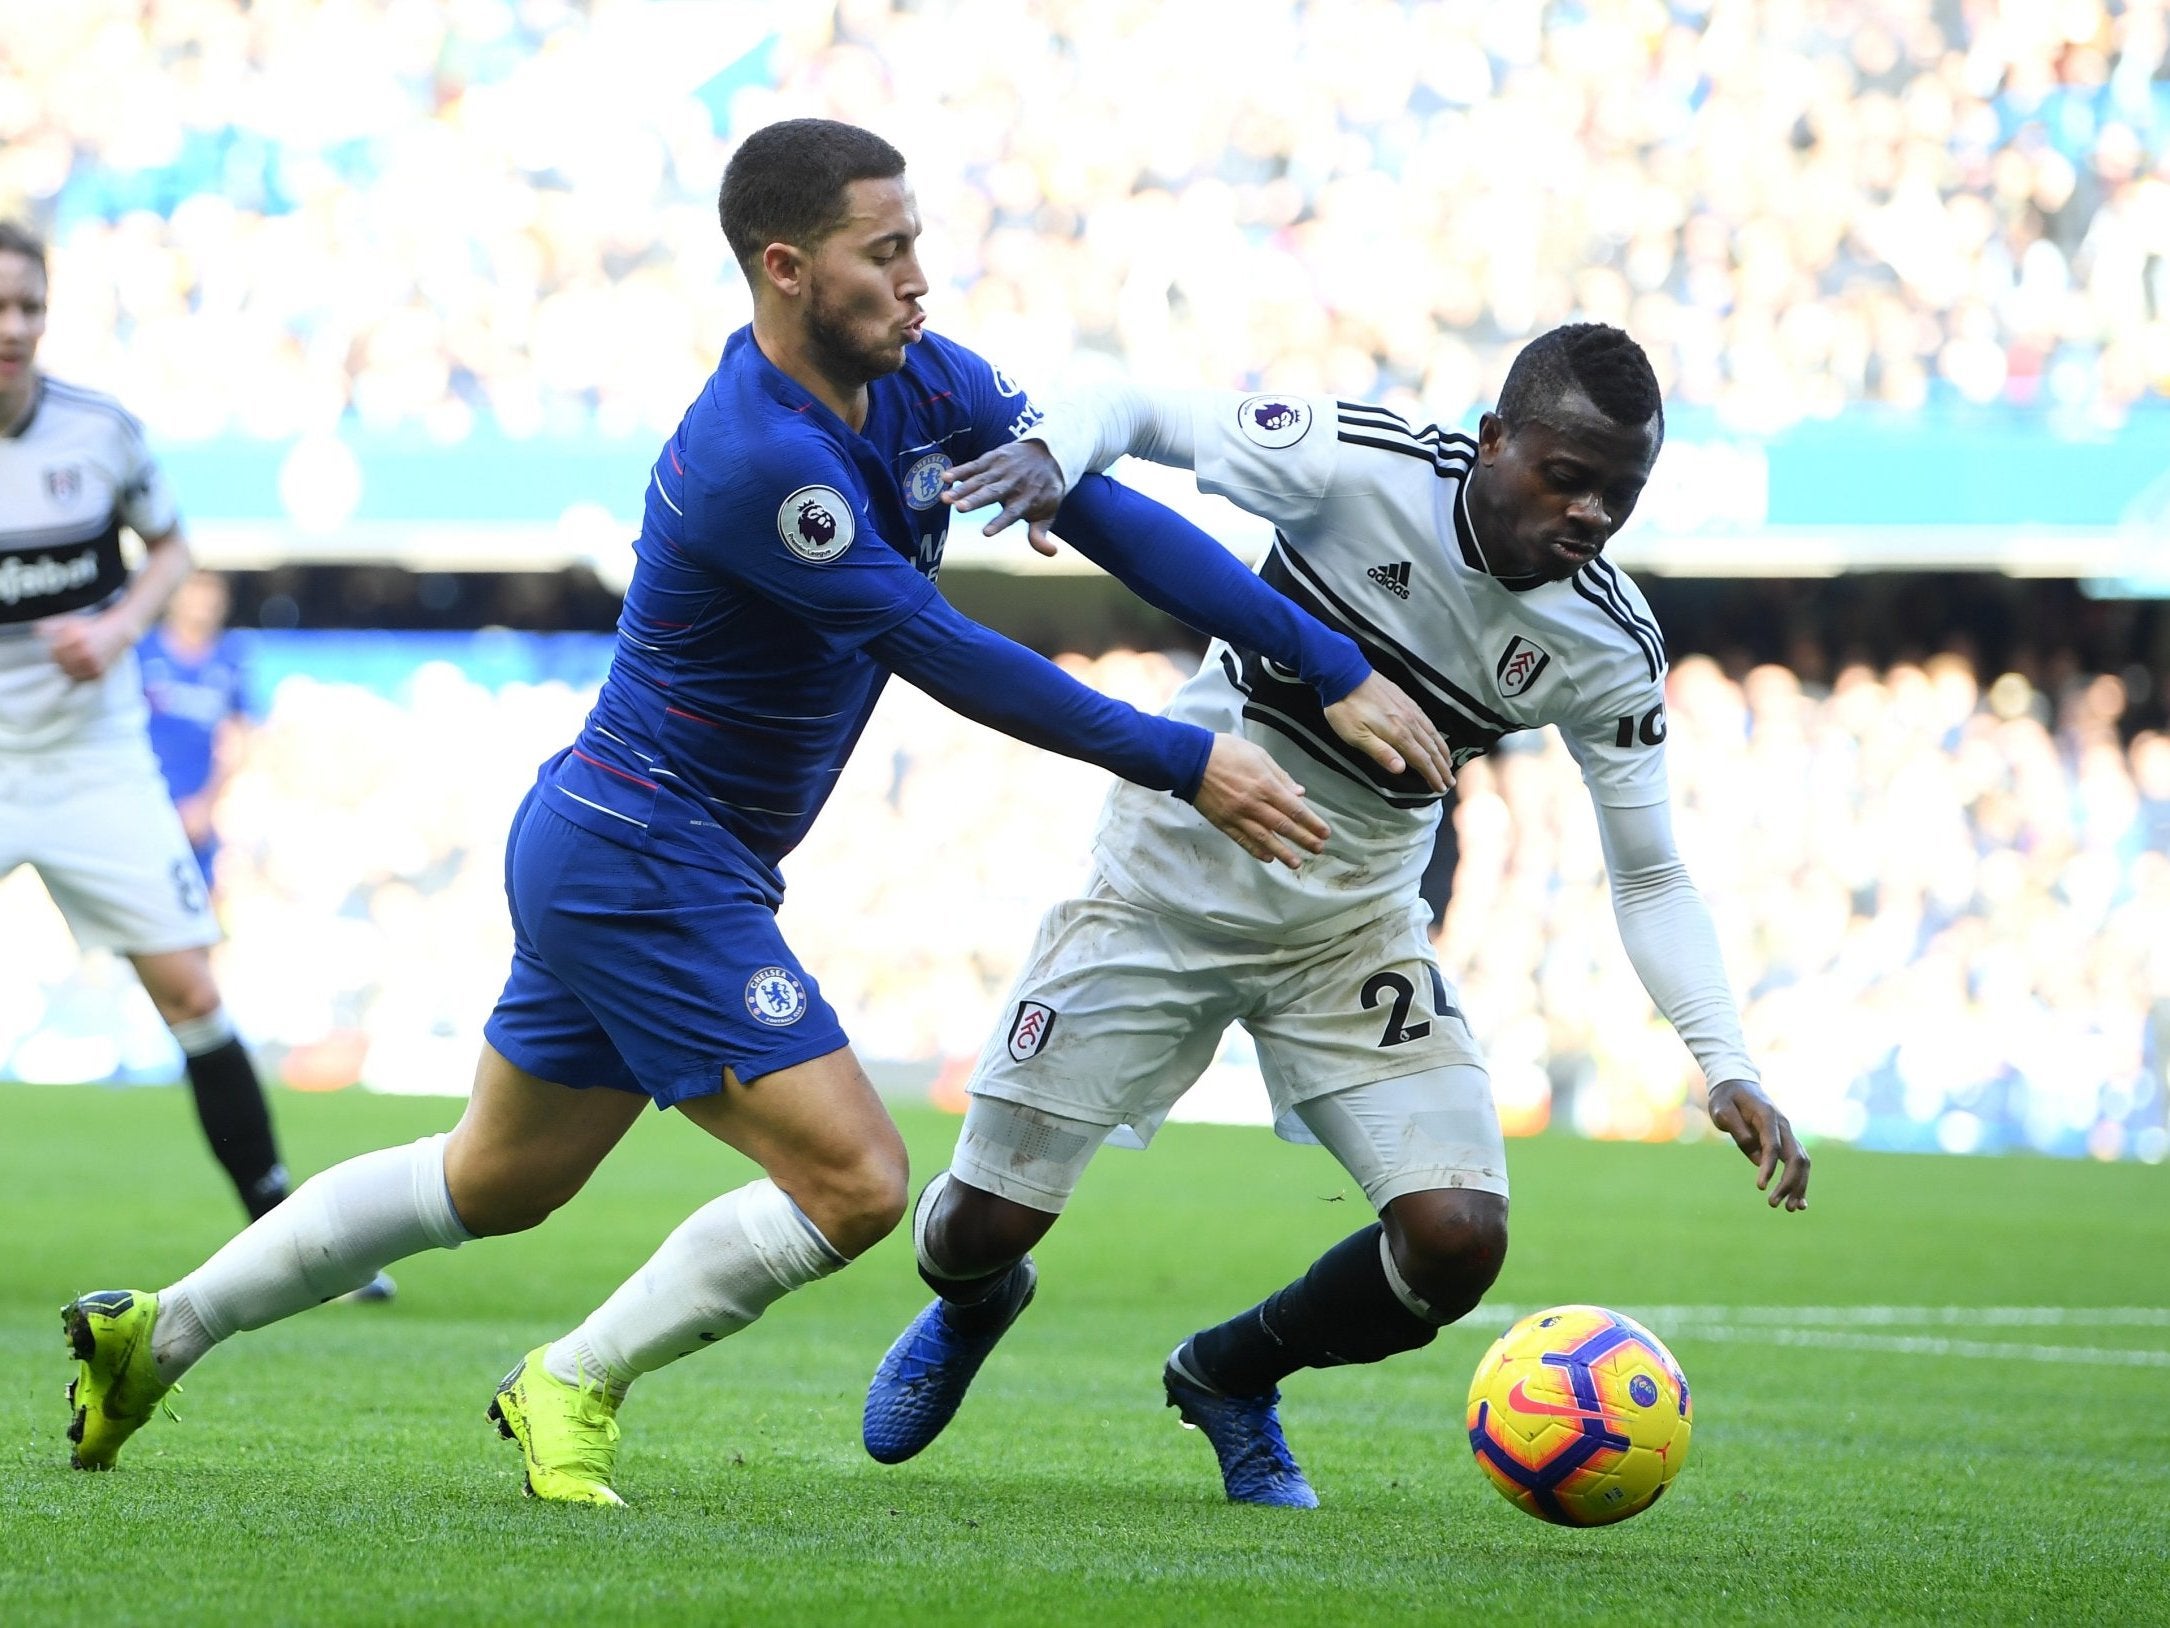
[1006,1001,1058,1063]
[1496,635,1552,698]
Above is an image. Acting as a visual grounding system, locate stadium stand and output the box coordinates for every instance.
[1,2,2164,1160]
[5,0,2166,440]
[0,634,2163,1161]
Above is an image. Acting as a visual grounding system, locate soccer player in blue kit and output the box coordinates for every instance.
[139,570,246,897]
[62,119,1452,1502]
[138,568,399,1304]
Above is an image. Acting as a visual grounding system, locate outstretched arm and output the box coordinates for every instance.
[1059,476,1450,790]
[870,593,1329,869]
[942,377,1200,551]
[1595,797,1810,1211]
[941,435,1451,791]
[1034,377,1199,496]
[679,433,1331,868]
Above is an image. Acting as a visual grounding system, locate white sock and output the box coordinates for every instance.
[153,1133,472,1381]
[543,1178,845,1399]
[167,1005,237,1055]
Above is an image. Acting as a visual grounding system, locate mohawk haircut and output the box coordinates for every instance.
[1497,323,1663,439]
[718,119,907,274]
[0,219,47,277]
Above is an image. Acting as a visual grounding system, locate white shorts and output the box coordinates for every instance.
[953,1068,1510,1216]
[961,875,1507,1209]
[0,744,218,955]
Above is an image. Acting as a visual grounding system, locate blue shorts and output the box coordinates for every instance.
[483,788,849,1108]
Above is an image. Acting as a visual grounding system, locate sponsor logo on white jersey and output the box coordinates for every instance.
[1007,1000,1058,1062]
[1495,634,1552,698]
[1236,394,1312,449]
[777,486,855,562]
[0,548,101,607]
[1365,560,1412,599]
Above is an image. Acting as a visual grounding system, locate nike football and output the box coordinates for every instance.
[1466,1304,1692,1525]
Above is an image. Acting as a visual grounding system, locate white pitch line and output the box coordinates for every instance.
[1476,1305,2170,1367]
[1671,1325,2170,1369]
[1489,1305,2170,1329]
[1641,1305,2170,1330]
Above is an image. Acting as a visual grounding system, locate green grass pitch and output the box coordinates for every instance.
[2,1083,2164,1626]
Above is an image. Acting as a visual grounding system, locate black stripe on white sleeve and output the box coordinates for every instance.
[1571,567,1663,681]
[1587,557,1667,669]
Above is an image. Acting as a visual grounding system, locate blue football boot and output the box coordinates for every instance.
[1163,1341,1319,1508]
[863,1258,1037,1464]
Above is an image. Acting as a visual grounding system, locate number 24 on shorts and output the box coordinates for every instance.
[1363,966,1464,1048]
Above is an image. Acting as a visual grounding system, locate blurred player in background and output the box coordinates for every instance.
[137,567,397,1303]
[139,569,246,895]
[0,220,297,1228]
[61,120,1449,1499]
[862,323,1810,1506]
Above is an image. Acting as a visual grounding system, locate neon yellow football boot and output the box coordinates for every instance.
[488,1347,625,1507]
[62,1290,174,1470]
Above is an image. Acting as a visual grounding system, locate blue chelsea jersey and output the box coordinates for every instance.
[140,627,248,802]
[540,326,1046,896]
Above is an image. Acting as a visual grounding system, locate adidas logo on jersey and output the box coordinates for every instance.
[1366,560,1413,599]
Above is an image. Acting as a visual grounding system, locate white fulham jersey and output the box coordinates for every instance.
[1086,391,1670,942]
[0,376,177,751]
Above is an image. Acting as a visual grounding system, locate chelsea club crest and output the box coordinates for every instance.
[903,452,952,511]
[744,966,807,1027]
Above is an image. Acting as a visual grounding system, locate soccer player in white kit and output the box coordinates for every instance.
[862,323,1811,1506]
[0,222,295,1226]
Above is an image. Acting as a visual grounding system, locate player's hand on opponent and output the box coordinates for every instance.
[38,611,131,681]
[1192,734,1328,868]
[946,440,1451,802]
[1707,1079,1810,1211]
[1325,674,1455,793]
[941,440,1064,557]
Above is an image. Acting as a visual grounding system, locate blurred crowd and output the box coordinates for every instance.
[1,639,2163,1161]
[1442,652,2170,1161]
[3,0,2167,446]
[3,0,2166,1157]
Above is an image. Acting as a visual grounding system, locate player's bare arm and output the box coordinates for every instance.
[40,524,194,682]
[944,440,1452,792]
[1708,1080,1811,1211]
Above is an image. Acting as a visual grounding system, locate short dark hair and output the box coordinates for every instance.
[718,119,907,271]
[1497,323,1662,436]
[0,219,47,278]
